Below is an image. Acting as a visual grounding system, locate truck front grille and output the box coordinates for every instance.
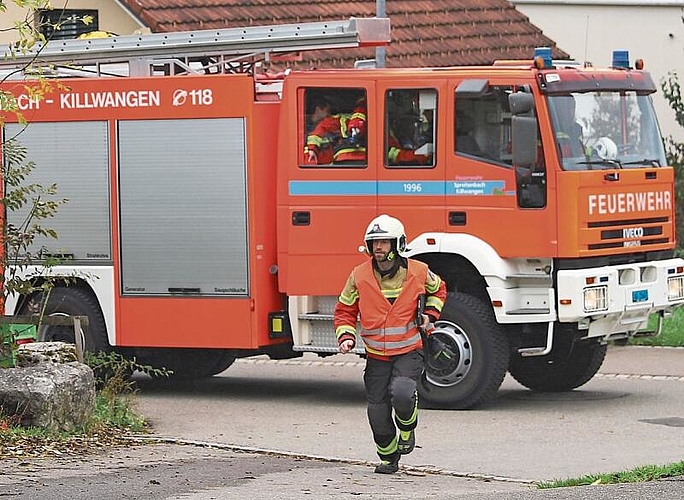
[587,216,671,250]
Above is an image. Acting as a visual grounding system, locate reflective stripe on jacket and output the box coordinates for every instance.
[353,259,429,357]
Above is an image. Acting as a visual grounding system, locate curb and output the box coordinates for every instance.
[124,435,538,485]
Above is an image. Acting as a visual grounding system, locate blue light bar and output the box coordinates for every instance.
[534,47,553,68]
[612,50,630,69]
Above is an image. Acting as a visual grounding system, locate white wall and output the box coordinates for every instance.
[0,1,146,45]
[513,0,684,142]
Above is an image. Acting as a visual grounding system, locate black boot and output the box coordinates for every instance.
[397,429,415,455]
[374,456,400,474]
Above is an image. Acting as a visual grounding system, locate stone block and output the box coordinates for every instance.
[0,342,95,432]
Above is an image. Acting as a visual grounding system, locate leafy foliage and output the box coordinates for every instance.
[1,2,93,125]
[1,139,67,299]
[85,351,169,432]
[0,138,66,357]
[660,72,684,247]
[0,2,87,354]
[85,350,170,395]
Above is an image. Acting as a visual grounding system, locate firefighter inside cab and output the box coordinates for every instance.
[304,91,368,164]
[386,89,435,166]
[550,95,585,159]
[302,88,436,167]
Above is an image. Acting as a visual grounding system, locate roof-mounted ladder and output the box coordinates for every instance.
[0,17,390,77]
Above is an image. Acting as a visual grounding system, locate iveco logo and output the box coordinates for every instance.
[623,227,644,239]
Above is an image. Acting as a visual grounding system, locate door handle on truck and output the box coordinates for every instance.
[168,287,201,295]
[292,211,310,226]
[449,211,467,226]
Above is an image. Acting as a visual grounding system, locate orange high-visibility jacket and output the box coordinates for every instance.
[352,259,430,357]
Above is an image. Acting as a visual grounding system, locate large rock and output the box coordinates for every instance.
[0,342,95,432]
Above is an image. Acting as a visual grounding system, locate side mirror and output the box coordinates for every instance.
[512,116,538,168]
[509,92,534,116]
[509,92,538,168]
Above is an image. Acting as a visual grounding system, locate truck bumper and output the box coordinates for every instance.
[556,257,684,338]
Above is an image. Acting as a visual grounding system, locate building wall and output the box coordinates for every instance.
[0,0,146,44]
[513,0,684,142]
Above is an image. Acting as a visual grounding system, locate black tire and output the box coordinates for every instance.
[141,348,236,379]
[508,338,607,392]
[19,286,110,354]
[418,292,510,409]
[205,351,237,376]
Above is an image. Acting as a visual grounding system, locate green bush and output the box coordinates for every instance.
[84,351,169,432]
[661,72,684,246]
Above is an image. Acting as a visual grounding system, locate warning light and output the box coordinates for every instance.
[612,50,630,69]
[533,47,552,69]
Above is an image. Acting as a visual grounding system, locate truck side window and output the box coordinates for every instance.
[385,88,436,168]
[455,86,512,166]
[302,88,367,168]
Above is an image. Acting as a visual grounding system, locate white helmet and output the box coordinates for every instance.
[593,136,618,160]
[364,214,407,257]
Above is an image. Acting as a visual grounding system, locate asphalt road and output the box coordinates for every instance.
[1,345,683,499]
[132,345,684,481]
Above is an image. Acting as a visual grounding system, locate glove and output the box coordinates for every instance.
[425,335,456,370]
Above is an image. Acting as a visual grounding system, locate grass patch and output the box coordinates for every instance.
[92,391,146,433]
[538,461,684,488]
[630,308,684,347]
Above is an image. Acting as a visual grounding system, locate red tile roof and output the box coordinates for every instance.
[120,0,569,68]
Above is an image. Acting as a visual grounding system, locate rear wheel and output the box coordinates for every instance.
[508,335,607,392]
[19,286,110,354]
[418,292,510,409]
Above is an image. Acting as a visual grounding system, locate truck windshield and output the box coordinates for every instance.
[547,91,666,170]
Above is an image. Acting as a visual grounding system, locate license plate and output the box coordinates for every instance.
[632,289,649,303]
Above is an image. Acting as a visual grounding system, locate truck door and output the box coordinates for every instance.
[447,80,556,257]
[280,84,378,296]
[376,83,447,238]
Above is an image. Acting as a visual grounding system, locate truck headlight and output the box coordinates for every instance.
[584,286,608,313]
[667,276,684,301]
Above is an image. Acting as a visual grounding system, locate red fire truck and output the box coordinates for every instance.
[1,18,682,408]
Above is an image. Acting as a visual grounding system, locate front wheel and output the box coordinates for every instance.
[418,292,510,409]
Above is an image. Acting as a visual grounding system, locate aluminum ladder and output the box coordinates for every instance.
[0,17,390,77]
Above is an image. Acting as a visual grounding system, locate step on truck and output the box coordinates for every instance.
[1,19,683,408]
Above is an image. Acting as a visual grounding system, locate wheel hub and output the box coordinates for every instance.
[424,320,472,387]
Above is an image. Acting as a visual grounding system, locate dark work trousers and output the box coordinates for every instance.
[363,349,424,461]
